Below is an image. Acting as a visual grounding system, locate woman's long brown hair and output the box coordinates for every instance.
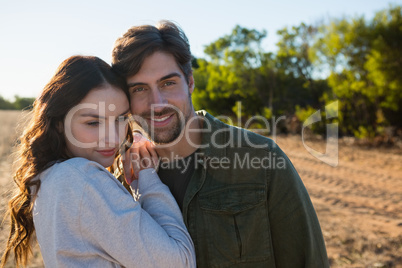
[0,55,129,267]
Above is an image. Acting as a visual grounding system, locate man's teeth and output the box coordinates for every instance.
[152,115,170,122]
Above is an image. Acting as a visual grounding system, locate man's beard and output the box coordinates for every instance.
[135,106,191,144]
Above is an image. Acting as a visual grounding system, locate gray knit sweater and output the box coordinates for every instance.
[33,157,196,268]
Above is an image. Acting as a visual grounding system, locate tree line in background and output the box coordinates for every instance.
[0,95,35,110]
[1,5,400,140]
[192,5,401,140]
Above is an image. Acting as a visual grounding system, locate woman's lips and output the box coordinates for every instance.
[96,149,116,157]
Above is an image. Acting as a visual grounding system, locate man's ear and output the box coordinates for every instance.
[188,73,195,94]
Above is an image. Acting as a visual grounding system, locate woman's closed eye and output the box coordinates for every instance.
[86,121,100,126]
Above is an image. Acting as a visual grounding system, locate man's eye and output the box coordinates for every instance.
[117,115,129,122]
[132,87,145,93]
[163,81,175,87]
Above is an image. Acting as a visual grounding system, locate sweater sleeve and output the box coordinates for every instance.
[77,165,196,268]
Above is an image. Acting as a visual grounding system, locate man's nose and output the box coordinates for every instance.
[150,88,167,106]
[149,88,168,112]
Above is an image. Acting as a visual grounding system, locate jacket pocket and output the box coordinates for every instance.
[198,184,272,267]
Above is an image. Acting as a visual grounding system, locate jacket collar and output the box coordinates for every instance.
[196,110,231,159]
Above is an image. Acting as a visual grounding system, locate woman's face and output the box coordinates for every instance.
[64,84,130,167]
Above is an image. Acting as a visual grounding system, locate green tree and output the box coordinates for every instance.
[365,5,402,128]
[276,23,317,80]
[14,96,35,110]
[194,25,270,119]
[276,23,330,110]
[0,95,35,110]
[193,24,330,130]
[312,5,402,136]
[0,96,14,110]
[192,58,236,115]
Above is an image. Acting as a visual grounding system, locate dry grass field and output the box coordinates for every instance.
[0,110,44,268]
[0,110,401,267]
[276,135,402,267]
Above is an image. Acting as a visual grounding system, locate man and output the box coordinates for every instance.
[112,20,329,267]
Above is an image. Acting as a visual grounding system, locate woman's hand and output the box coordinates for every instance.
[122,132,159,185]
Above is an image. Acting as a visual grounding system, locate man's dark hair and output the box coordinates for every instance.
[112,20,192,84]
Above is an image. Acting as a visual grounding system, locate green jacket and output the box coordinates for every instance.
[182,111,329,267]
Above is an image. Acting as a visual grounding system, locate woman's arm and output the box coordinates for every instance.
[77,162,195,268]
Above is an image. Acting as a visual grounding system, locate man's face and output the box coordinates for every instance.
[126,51,195,144]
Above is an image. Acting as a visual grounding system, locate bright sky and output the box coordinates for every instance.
[0,0,400,100]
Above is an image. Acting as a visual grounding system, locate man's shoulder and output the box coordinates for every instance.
[198,110,276,151]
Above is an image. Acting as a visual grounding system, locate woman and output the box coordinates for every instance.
[0,56,195,268]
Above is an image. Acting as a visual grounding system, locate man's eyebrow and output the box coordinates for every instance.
[157,72,182,83]
[127,81,146,88]
[127,72,182,88]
